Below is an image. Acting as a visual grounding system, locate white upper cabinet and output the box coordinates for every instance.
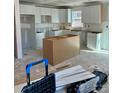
[35,7,52,23]
[20,4,36,14]
[82,6,90,23]
[20,5,68,23]
[35,7,52,15]
[35,7,41,23]
[82,5,102,23]
[35,7,40,15]
[52,8,59,23]
[90,5,102,23]
[59,9,68,23]
[52,9,68,23]
[39,7,52,15]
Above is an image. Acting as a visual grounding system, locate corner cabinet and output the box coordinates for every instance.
[82,5,102,24]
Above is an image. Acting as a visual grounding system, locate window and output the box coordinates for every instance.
[72,11,83,27]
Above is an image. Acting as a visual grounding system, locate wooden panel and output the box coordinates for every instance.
[43,39,54,64]
[53,35,80,65]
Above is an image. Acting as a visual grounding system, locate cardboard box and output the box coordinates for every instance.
[43,34,80,65]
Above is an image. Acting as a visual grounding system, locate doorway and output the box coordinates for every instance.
[20,15,35,55]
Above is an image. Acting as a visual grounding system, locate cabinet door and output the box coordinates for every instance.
[82,5,102,23]
[40,8,52,15]
[87,33,97,50]
[52,9,59,23]
[90,5,101,23]
[68,9,72,23]
[35,7,41,23]
[36,32,45,49]
[82,6,91,23]
[20,4,36,14]
[59,9,67,23]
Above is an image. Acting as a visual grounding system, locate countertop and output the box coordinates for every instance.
[51,29,102,33]
[71,29,102,33]
[52,29,70,31]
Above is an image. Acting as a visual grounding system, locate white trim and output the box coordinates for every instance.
[15,0,23,59]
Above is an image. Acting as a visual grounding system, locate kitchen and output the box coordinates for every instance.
[14,0,109,93]
[17,0,109,57]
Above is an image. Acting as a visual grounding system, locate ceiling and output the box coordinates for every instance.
[19,0,109,7]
